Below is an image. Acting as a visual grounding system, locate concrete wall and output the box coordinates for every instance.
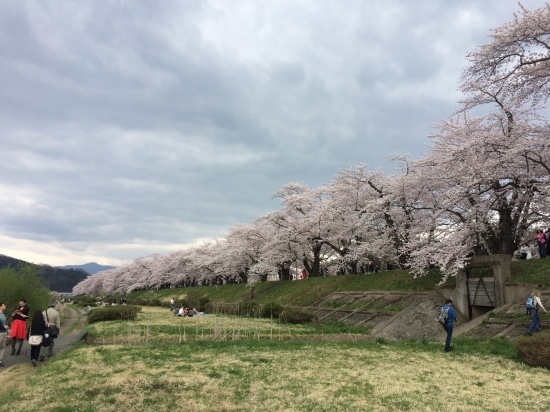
[505,284,533,303]
[454,254,513,320]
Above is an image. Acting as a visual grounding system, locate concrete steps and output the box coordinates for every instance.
[304,289,549,341]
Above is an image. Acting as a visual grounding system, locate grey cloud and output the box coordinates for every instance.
[0,0,544,265]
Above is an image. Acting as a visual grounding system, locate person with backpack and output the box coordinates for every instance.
[526,290,547,336]
[440,299,457,352]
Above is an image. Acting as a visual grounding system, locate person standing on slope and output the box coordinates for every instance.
[440,299,457,352]
[526,290,547,336]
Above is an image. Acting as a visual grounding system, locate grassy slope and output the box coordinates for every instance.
[126,259,550,307]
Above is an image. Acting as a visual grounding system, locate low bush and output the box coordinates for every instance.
[279,308,316,324]
[238,301,260,316]
[87,305,142,324]
[127,298,162,307]
[260,302,284,319]
[204,302,239,315]
[515,331,550,369]
[73,295,99,307]
[199,297,211,311]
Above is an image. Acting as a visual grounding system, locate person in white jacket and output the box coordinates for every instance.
[519,244,533,260]
[527,290,547,335]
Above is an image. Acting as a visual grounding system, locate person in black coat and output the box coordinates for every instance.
[29,310,47,366]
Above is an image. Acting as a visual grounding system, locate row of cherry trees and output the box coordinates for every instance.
[73,4,550,296]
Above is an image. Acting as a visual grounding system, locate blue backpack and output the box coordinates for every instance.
[525,296,538,311]
[438,306,450,324]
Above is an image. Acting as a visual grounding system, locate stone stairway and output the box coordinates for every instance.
[457,291,549,340]
[305,290,428,328]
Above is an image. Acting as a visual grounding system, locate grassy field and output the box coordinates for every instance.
[2,307,549,412]
[85,308,371,344]
[124,259,550,308]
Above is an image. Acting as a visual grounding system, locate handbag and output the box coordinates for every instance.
[42,330,52,347]
[28,335,43,346]
[45,325,58,339]
[45,309,59,338]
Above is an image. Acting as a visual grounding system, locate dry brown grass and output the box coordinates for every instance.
[0,364,33,394]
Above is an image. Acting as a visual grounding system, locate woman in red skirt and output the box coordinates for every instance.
[10,299,30,356]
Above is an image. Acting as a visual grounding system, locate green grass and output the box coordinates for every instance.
[84,308,371,345]
[509,259,550,288]
[3,336,546,412]
[126,266,451,307]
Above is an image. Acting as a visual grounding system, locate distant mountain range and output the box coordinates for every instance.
[56,262,116,275]
[0,254,89,293]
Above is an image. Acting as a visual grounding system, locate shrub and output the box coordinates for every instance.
[261,302,284,319]
[206,302,239,315]
[238,301,260,317]
[149,298,162,307]
[72,295,98,307]
[204,302,214,314]
[87,305,142,324]
[516,332,550,369]
[279,308,316,324]
[199,297,211,311]
[127,298,162,307]
[184,290,203,309]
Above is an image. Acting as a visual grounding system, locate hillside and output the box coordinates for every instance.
[123,259,550,307]
[0,254,88,292]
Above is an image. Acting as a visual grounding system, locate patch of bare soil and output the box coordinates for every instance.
[374,296,448,340]
[0,364,32,393]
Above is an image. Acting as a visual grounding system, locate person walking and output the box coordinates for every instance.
[41,302,61,360]
[29,310,47,367]
[440,299,457,352]
[10,299,30,356]
[170,298,175,312]
[0,302,9,367]
[527,290,547,336]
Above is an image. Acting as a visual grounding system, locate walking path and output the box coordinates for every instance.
[1,306,87,369]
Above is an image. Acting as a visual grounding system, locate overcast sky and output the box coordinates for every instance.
[0,1,544,266]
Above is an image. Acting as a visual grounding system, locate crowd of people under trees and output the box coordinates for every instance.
[74,5,550,297]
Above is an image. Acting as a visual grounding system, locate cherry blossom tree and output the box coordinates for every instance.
[328,164,417,269]
[407,110,550,277]
[269,183,335,277]
[461,3,550,110]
